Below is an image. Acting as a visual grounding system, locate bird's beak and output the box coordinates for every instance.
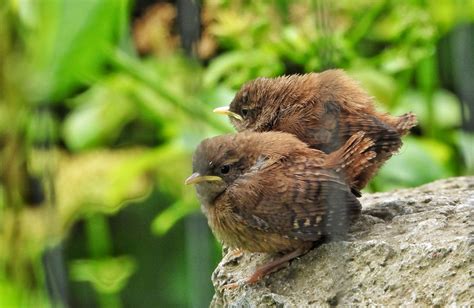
[213,106,243,121]
[185,173,223,185]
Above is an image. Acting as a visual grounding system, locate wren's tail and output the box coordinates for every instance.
[395,112,418,135]
[324,131,376,188]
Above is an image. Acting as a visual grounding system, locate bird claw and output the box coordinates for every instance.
[223,279,246,290]
[222,249,244,266]
[222,271,263,290]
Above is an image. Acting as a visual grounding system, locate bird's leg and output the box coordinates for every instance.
[224,246,309,289]
[246,246,309,284]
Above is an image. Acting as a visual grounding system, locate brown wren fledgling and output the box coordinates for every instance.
[185,131,376,286]
[214,69,417,190]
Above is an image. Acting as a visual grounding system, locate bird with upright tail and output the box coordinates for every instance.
[213,69,417,191]
[185,131,376,287]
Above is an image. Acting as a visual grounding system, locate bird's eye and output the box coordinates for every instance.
[241,109,248,117]
[220,165,230,174]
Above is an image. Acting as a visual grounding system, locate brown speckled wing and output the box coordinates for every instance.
[228,162,361,242]
[323,131,376,188]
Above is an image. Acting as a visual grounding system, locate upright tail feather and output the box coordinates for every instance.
[324,131,376,187]
[395,112,418,135]
[338,114,403,156]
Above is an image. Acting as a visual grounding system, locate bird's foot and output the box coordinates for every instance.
[223,279,246,290]
[222,247,309,290]
[222,249,244,267]
[222,261,290,289]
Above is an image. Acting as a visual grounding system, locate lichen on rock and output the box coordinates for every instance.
[211,176,474,307]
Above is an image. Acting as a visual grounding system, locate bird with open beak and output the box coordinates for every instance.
[213,69,417,190]
[185,131,376,287]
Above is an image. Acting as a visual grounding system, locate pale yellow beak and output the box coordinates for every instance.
[185,173,223,185]
[213,106,243,121]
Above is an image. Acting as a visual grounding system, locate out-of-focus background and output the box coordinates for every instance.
[0,0,472,306]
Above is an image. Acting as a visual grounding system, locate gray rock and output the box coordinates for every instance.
[211,176,474,307]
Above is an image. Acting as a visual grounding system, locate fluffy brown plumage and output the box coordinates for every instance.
[185,131,376,285]
[214,69,417,190]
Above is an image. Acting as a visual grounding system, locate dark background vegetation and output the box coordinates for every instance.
[0,0,472,307]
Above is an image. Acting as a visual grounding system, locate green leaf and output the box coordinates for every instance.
[203,50,283,88]
[69,256,136,294]
[458,131,474,175]
[63,76,137,151]
[394,89,461,130]
[427,0,474,33]
[23,0,130,102]
[0,278,50,308]
[347,67,397,108]
[371,137,454,191]
[151,198,197,236]
[57,149,154,231]
[110,51,231,133]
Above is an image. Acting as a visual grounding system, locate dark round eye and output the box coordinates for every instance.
[220,165,230,174]
[241,109,248,117]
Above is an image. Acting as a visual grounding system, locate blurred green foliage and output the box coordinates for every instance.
[0,0,472,306]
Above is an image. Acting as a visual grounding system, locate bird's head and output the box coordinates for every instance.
[185,134,255,206]
[185,132,305,207]
[214,76,301,132]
